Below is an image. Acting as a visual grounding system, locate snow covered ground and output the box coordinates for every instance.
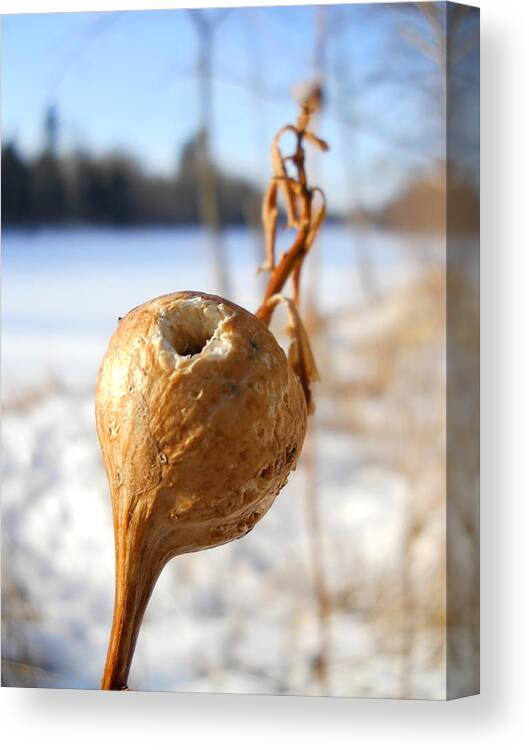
[1,225,446,697]
[1,225,423,398]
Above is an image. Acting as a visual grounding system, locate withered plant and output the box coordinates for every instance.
[256,88,327,407]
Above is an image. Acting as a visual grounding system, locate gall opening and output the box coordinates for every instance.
[171,331,212,357]
[156,297,229,365]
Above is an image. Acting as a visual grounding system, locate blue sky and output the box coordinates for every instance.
[1,4,455,212]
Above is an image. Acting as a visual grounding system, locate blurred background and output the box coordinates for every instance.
[1,2,479,698]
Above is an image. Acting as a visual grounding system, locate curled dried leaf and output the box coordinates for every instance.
[272,133,297,227]
[263,294,320,414]
[306,190,327,250]
[260,180,278,273]
[304,131,329,152]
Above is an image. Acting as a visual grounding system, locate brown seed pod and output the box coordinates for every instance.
[96,291,307,690]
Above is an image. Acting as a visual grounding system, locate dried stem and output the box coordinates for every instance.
[256,93,328,410]
[101,490,166,690]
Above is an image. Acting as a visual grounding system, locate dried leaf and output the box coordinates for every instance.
[272,127,298,227]
[304,131,329,152]
[306,192,326,250]
[264,295,320,413]
[260,180,278,272]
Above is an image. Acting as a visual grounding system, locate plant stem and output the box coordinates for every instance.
[101,515,162,690]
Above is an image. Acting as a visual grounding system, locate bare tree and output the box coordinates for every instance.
[187,9,232,298]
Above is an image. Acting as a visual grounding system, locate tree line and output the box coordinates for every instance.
[2,133,478,234]
[1,132,261,227]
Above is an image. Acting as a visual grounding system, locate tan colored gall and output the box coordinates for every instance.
[96,291,307,689]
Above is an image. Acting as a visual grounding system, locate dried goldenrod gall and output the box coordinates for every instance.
[96,291,307,689]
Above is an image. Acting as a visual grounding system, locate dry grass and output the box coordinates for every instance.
[306,260,478,696]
